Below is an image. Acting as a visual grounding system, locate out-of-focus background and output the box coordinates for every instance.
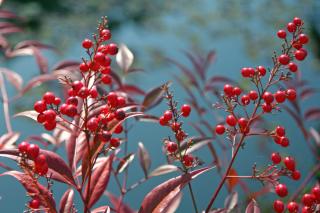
[0,0,320,212]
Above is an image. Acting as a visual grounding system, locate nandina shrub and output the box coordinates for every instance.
[0,8,320,213]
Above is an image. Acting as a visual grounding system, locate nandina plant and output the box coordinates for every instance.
[0,11,319,213]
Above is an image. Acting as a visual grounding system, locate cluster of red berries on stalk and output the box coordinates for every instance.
[274,185,320,213]
[213,17,312,212]
[159,87,195,168]
[18,141,49,210]
[33,17,125,149]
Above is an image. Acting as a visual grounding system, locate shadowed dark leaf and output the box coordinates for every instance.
[304,108,320,121]
[142,82,171,111]
[104,191,136,213]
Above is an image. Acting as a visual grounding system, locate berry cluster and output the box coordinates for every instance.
[207,17,311,212]
[18,141,48,176]
[17,142,49,210]
[159,86,195,168]
[274,185,320,213]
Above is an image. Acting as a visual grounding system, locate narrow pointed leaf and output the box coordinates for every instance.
[104,191,135,213]
[245,200,260,213]
[85,154,114,208]
[116,153,135,174]
[139,167,212,213]
[149,165,178,177]
[116,43,134,72]
[59,189,74,213]
[138,142,151,177]
[142,82,171,111]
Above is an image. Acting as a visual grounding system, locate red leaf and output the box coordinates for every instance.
[283,105,308,139]
[300,87,317,101]
[59,189,74,213]
[153,187,182,213]
[0,171,57,212]
[304,108,320,121]
[0,132,19,149]
[31,46,49,74]
[104,191,136,213]
[139,167,212,213]
[0,68,23,90]
[120,84,146,96]
[245,200,260,213]
[142,82,170,111]
[0,9,21,19]
[14,40,55,50]
[52,60,80,71]
[92,206,111,213]
[85,154,114,208]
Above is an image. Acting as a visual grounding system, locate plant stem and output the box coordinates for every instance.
[0,72,12,133]
[188,182,199,213]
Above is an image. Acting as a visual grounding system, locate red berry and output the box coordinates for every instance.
[159,116,167,126]
[59,103,68,114]
[43,121,56,131]
[287,22,297,33]
[107,43,118,55]
[294,49,307,61]
[43,92,55,104]
[100,131,112,142]
[114,124,123,134]
[171,122,181,131]
[37,113,46,123]
[293,17,302,26]
[280,136,290,147]
[100,29,111,40]
[90,87,98,98]
[299,33,309,44]
[29,198,41,209]
[166,142,178,153]
[238,117,248,128]
[82,38,93,49]
[241,95,250,105]
[257,66,266,76]
[288,62,298,72]
[53,97,61,105]
[35,161,48,175]
[311,186,320,203]
[101,74,112,84]
[163,110,172,121]
[115,109,126,120]
[87,117,99,132]
[110,138,120,148]
[68,88,76,96]
[248,90,258,100]
[286,89,296,101]
[101,66,111,74]
[43,109,56,122]
[94,52,106,63]
[278,54,290,65]
[65,104,77,117]
[263,92,274,104]
[284,156,296,171]
[273,200,285,213]
[291,170,301,180]
[275,125,285,137]
[271,152,281,164]
[107,92,118,107]
[275,184,288,197]
[78,87,90,99]
[302,193,316,207]
[117,96,126,107]
[226,115,237,126]
[79,62,89,72]
[89,61,100,72]
[301,206,312,213]
[215,124,225,135]
[18,141,30,153]
[241,67,255,78]
[274,90,286,103]
[181,104,191,117]
[233,87,242,96]
[223,84,234,96]
[34,100,47,113]
[273,136,281,144]
[27,144,40,159]
[182,154,193,167]
[106,113,115,122]
[277,30,287,39]
[35,154,46,166]
[262,103,272,113]
[287,202,299,212]
[72,81,84,92]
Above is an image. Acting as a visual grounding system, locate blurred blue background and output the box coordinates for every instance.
[1,0,320,212]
